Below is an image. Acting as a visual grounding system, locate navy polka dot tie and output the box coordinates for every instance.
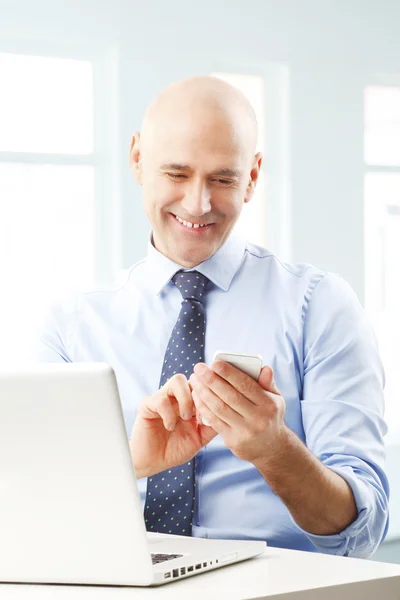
[144,270,210,536]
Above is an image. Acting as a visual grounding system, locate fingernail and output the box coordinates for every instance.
[194,363,207,376]
[183,411,192,420]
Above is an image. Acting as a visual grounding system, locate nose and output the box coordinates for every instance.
[181,179,212,217]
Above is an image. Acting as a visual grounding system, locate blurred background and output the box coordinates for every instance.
[0,0,399,563]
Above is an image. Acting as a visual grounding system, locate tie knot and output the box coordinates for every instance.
[172,270,210,302]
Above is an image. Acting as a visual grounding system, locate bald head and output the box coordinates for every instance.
[130,75,263,269]
[140,76,258,159]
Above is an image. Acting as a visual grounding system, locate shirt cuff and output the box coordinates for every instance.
[288,465,377,557]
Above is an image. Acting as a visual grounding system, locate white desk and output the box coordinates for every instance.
[0,547,399,600]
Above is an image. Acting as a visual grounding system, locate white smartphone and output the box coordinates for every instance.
[200,351,263,426]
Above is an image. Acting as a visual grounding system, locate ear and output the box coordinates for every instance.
[129,132,143,185]
[244,152,263,204]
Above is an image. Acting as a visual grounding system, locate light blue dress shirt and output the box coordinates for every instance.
[35,230,389,558]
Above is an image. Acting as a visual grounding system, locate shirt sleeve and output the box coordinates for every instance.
[30,298,75,363]
[295,272,389,558]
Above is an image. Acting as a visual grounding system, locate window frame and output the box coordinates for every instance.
[0,38,121,284]
[363,74,400,443]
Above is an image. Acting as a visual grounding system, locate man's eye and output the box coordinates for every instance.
[168,173,186,180]
[214,179,232,185]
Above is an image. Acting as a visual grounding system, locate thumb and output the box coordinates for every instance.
[258,366,280,394]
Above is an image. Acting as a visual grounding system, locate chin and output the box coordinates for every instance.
[176,255,205,268]
[181,251,214,268]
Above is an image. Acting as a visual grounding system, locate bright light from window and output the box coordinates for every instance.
[0,53,93,154]
[0,164,95,364]
[0,53,95,365]
[364,85,400,438]
[364,172,400,435]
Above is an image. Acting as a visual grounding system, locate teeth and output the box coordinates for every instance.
[175,215,207,228]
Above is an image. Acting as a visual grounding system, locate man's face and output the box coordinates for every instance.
[131,106,261,268]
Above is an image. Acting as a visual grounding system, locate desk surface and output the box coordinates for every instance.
[0,547,399,600]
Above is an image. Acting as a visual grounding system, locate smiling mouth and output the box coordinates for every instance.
[172,214,214,229]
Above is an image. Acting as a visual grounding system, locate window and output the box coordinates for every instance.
[364,84,400,438]
[0,52,97,364]
[212,73,267,247]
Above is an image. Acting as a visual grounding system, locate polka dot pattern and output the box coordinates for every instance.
[144,270,210,536]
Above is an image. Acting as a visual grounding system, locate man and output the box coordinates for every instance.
[36,76,389,558]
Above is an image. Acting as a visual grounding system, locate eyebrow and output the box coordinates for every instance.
[211,168,241,178]
[160,163,191,171]
[160,164,241,178]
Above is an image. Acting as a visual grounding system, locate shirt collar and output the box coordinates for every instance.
[145,229,247,295]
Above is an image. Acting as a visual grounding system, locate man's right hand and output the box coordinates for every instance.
[129,373,218,479]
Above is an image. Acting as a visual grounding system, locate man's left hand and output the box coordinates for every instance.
[189,361,288,464]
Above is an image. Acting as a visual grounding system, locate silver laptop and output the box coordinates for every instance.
[0,362,266,586]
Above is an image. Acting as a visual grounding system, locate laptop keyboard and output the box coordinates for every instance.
[151,553,183,565]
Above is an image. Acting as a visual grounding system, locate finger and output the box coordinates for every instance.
[191,376,244,428]
[258,366,280,394]
[192,390,228,436]
[187,375,215,431]
[146,391,179,431]
[205,361,267,407]
[164,374,194,421]
[192,366,257,418]
[195,414,219,445]
[188,377,197,416]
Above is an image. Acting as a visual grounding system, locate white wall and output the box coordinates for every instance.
[1,0,400,548]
